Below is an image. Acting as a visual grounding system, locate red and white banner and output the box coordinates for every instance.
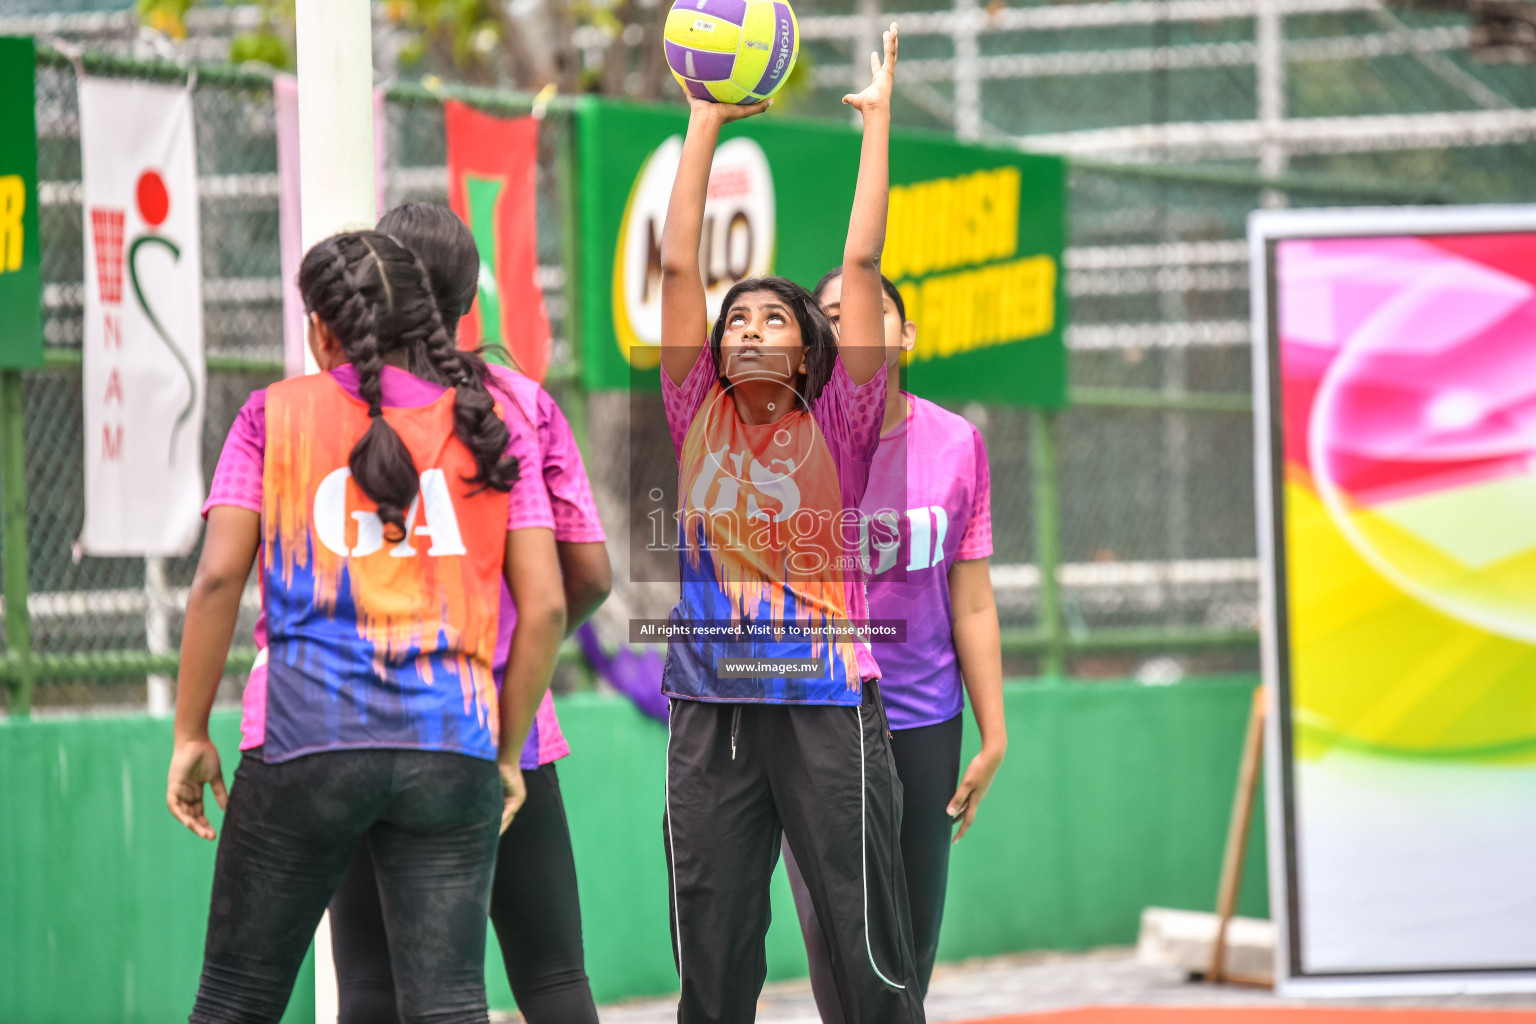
[445,102,551,382]
[79,78,205,556]
[274,75,387,377]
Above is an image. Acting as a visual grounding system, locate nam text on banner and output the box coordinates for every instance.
[78,77,205,556]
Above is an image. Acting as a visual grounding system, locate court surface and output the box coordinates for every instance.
[583,948,1536,1024]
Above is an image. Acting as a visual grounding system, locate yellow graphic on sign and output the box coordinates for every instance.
[0,175,24,273]
[882,166,1056,362]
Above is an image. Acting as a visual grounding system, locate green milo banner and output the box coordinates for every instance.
[575,97,1067,405]
[0,36,42,370]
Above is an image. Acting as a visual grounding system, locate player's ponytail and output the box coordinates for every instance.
[299,231,517,545]
[299,234,420,541]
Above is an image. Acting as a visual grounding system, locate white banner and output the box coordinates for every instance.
[79,78,205,556]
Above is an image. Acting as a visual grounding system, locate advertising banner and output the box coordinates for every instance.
[1251,206,1536,995]
[0,36,41,369]
[445,102,552,383]
[78,78,205,556]
[576,98,1066,404]
[275,75,386,377]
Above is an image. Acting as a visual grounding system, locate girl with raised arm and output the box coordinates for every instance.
[782,268,1007,1021]
[658,25,925,1024]
[169,230,566,1024]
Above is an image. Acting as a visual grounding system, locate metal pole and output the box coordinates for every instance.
[1,370,34,716]
[1030,408,1066,678]
[555,108,589,450]
[1255,0,1287,207]
[952,0,983,140]
[295,0,376,1011]
[296,0,378,379]
[145,556,172,715]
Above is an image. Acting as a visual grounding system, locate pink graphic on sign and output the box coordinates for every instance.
[89,208,125,306]
[1279,233,1536,642]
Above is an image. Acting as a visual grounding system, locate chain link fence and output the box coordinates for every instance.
[4,11,1535,712]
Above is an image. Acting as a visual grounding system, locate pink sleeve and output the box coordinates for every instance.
[505,414,555,531]
[203,391,267,518]
[812,357,888,464]
[956,426,993,561]
[661,346,717,456]
[537,390,606,543]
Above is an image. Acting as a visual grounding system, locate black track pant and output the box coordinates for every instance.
[785,714,964,1022]
[329,763,599,1024]
[664,683,926,1024]
[189,747,502,1024]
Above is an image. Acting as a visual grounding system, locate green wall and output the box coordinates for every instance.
[0,678,1267,1022]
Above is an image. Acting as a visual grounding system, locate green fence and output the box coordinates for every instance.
[0,677,1269,1022]
[5,42,1502,717]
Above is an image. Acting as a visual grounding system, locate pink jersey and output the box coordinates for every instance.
[860,395,992,730]
[204,364,560,763]
[661,347,886,702]
[485,365,607,768]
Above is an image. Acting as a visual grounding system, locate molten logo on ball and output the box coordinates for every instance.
[663,0,799,105]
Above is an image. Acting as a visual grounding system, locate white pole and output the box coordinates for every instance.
[952,0,982,140]
[294,2,375,1015]
[295,0,378,376]
[1255,0,1287,206]
[144,556,171,716]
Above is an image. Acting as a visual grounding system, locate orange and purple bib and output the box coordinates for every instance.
[660,348,886,704]
[259,373,509,762]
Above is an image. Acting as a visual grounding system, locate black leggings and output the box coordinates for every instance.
[785,713,963,1022]
[190,746,502,1024]
[330,762,599,1024]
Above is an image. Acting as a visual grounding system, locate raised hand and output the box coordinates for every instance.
[684,93,773,124]
[843,22,898,115]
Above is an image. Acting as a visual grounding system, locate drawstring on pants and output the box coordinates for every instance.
[731,706,742,761]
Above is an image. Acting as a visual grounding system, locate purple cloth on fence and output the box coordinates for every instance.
[577,623,669,723]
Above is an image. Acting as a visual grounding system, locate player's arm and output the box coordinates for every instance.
[498,526,566,831]
[660,94,769,385]
[947,556,1007,842]
[167,506,260,840]
[837,24,899,386]
[558,540,611,634]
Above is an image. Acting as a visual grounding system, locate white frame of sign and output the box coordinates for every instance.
[1250,203,1536,998]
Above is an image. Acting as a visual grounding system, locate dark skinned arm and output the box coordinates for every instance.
[497,526,567,832]
[558,540,611,634]
[837,24,900,386]
[946,556,1007,842]
[659,94,769,386]
[167,506,259,841]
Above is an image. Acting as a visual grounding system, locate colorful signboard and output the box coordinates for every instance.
[576,97,1067,405]
[0,36,42,370]
[1251,206,1536,995]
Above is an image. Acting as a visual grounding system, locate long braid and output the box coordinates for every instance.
[399,247,518,494]
[298,233,421,542]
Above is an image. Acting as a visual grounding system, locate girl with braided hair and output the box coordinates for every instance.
[326,203,610,1024]
[167,229,566,1024]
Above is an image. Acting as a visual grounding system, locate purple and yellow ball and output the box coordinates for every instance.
[663,0,800,105]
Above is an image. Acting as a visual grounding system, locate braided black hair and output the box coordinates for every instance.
[298,230,517,543]
[377,203,479,337]
[709,276,839,410]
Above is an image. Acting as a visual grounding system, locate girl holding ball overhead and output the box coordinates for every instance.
[659,24,925,1024]
[784,267,1007,1021]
